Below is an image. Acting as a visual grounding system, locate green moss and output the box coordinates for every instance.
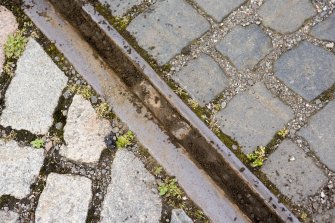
[68,84,94,100]
[116,130,135,149]
[95,102,114,119]
[31,138,45,149]
[277,128,289,138]
[4,31,27,60]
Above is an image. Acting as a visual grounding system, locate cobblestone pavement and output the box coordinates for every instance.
[0,5,203,223]
[97,0,335,221]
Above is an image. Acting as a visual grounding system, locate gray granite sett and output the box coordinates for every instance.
[173,54,228,106]
[259,0,316,33]
[274,41,335,101]
[101,149,162,223]
[127,0,210,65]
[314,208,335,223]
[0,38,68,134]
[262,140,327,203]
[98,0,142,17]
[298,100,335,171]
[60,95,112,163]
[311,12,335,42]
[35,173,92,223]
[171,209,193,223]
[0,140,44,199]
[216,24,272,70]
[0,210,19,223]
[216,83,293,153]
[193,0,246,22]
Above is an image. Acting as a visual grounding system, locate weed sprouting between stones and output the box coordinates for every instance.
[158,178,183,199]
[247,146,266,168]
[116,130,135,149]
[4,30,27,60]
[95,102,114,119]
[30,138,45,149]
[67,84,94,100]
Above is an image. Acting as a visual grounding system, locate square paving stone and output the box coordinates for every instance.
[172,54,228,106]
[274,41,335,101]
[216,24,272,70]
[259,0,316,33]
[262,140,327,203]
[216,83,293,153]
[35,173,92,223]
[0,140,44,199]
[193,0,246,22]
[311,12,335,42]
[127,0,210,65]
[298,100,335,172]
[0,38,68,135]
[98,0,143,16]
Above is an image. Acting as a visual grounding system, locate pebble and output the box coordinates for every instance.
[55,122,63,130]
[90,96,98,104]
[289,156,295,161]
[326,42,334,48]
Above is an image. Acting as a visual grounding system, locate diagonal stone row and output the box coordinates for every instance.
[0,35,164,222]
[99,0,335,220]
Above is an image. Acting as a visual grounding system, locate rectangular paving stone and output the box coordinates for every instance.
[262,140,327,203]
[172,54,228,106]
[101,150,161,223]
[193,0,245,21]
[98,0,142,17]
[216,82,293,153]
[35,173,92,223]
[274,41,335,101]
[0,38,68,135]
[259,0,316,33]
[127,0,210,65]
[298,100,335,171]
[0,140,44,199]
[216,24,272,70]
[60,95,112,163]
[311,12,335,42]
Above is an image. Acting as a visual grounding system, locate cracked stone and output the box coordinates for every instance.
[172,54,228,106]
[0,38,68,134]
[35,173,92,223]
[262,140,327,203]
[127,0,210,65]
[0,6,18,74]
[60,95,112,163]
[193,0,245,22]
[0,140,44,199]
[298,101,335,171]
[259,0,316,33]
[98,0,143,16]
[216,24,272,70]
[101,150,162,223]
[216,83,293,153]
[311,12,335,42]
[275,41,335,101]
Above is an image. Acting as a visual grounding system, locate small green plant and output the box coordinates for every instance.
[154,166,163,176]
[4,31,28,60]
[68,84,94,100]
[116,131,135,149]
[247,146,266,167]
[212,103,222,112]
[31,138,45,149]
[159,178,183,199]
[96,102,113,119]
[3,62,15,77]
[277,128,289,138]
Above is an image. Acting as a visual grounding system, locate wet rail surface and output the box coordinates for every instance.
[21,0,300,222]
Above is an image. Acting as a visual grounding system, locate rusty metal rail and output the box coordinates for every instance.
[22,0,300,222]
